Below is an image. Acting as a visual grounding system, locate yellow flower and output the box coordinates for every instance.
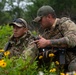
[55,61,59,65]
[39,55,43,59]
[49,53,55,57]
[0,60,6,68]
[50,69,53,72]
[52,68,56,72]
[0,62,7,68]
[4,51,10,56]
[66,73,69,75]
[74,73,76,75]
[60,73,65,75]
[0,49,4,52]
[0,60,4,66]
[49,68,56,72]
[0,59,4,62]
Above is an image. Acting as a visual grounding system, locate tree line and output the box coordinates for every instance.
[0,0,76,29]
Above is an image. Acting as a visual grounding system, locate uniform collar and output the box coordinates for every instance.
[52,18,60,29]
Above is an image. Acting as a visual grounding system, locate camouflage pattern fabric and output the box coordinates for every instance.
[8,31,38,61]
[42,17,76,47]
[42,17,76,71]
[68,58,76,71]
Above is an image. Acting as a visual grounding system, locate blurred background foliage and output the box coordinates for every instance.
[0,0,76,27]
[0,0,76,48]
[0,25,12,48]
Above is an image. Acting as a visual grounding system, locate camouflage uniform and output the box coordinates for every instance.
[8,31,38,61]
[33,5,76,71]
[42,17,76,71]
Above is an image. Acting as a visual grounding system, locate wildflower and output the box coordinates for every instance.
[38,71,44,75]
[4,51,10,56]
[55,61,59,65]
[60,73,65,75]
[0,59,4,63]
[39,55,43,59]
[66,73,69,75]
[52,68,56,72]
[0,49,4,52]
[49,53,55,57]
[49,68,56,72]
[50,69,53,72]
[0,62,7,68]
[0,60,4,66]
[0,60,7,68]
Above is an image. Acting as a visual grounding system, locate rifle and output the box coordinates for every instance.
[4,41,11,51]
[0,41,11,59]
[34,37,66,65]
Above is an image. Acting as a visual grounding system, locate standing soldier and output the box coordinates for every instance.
[33,5,76,72]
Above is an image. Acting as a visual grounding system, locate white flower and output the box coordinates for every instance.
[38,71,44,75]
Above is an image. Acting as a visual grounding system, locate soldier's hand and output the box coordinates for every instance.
[30,35,51,48]
[36,35,51,48]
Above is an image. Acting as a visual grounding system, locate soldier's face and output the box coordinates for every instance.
[39,15,53,29]
[13,25,27,38]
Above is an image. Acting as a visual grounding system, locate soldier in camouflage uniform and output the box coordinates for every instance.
[33,5,76,71]
[7,18,37,61]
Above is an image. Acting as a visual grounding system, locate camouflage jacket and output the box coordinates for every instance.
[8,31,38,60]
[42,17,76,63]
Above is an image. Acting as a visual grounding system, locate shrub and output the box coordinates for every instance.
[0,50,38,75]
[0,25,12,49]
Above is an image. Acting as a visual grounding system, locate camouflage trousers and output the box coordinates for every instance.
[68,58,76,71]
